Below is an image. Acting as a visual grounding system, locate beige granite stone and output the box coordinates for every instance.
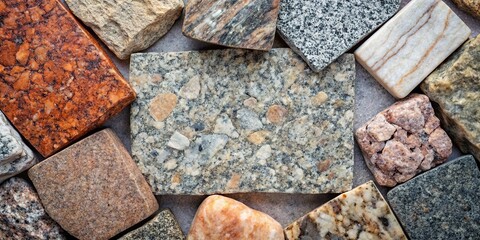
[452,0,480,19]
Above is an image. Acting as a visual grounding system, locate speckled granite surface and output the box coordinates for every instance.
[120,209,184,240]
[277,0,400,72]
[388,155,480,240]
[130,49,354,194]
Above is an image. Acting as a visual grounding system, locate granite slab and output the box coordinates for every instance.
[276,0,400,72]
[355,0,471,99]
[0,0,136,157]
[285,181,406,240]
[387,155,480,240]
[0,178,66,240]
[28,129,158,240]
[130,49,355,194]
[453,0,480,19]
[182,0,279,51]
[120,209,185,240]
[421,34,480,161]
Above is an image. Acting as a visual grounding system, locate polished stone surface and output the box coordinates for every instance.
[355,0,471,99]
[277,0,400,72]
[120,209,184,240]
[130,49,354,194]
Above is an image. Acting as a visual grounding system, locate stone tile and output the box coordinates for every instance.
[0,0,136,157]
[277,0,400,72]
[120,209,184,240]
[28,129,158,240]
[0,178,66,240]
[355,94,452,187]
[452,0,480,19]
[285,181,406,240]
[130,49,355,194]
[387,155,480,240]
[421,35,480,161]
[182,0,279,50]
[0,111,37,183]
[355,0,471,99]
[66,0,183,59]
[188,195,283,240]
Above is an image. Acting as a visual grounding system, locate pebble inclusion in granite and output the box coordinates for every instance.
[130,49,355,194]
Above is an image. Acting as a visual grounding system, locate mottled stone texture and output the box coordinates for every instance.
[120,209,185,240]
[28,129,158,240]
[356,94,452,187]
[388,155,480,240]
[66,0,184,59]
[130,49,355,194]
[285,181,406,240]
[421,35,480,162]
[0,0,136,157]
[188,195,283,240]
[183,0,279,50]
[0,178,66,240]
[277,0,400,72]
[453,0,480,19]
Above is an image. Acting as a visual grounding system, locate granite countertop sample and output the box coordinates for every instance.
[421,34,480,161]
[120,209,185,240]
[453,0,480,19]
[355,94,452,187]
[182,0,279,50]
[276,0,400,72]
[188,195,284,240]
[355,0,471,99]
[0,178,66,240]
[387,155,480,240]
[28,129,158,240]
[0,111,37,183]
[285,181,406,240]
[130,48,355,194]
[0,0,136,157]
[65,0,184,59]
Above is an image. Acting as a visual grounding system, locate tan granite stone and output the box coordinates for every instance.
[452,0,480,19]
[28,129,158,240]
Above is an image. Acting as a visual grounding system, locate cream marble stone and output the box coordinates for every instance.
[355,0,471,99]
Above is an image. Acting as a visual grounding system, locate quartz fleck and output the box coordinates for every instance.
[168,131,190,150]
[120,209,185,240]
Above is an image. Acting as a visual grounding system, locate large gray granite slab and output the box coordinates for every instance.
[130,49,354,194]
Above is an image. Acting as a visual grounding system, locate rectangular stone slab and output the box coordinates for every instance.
[421,35,480,161]
[276,0,400,72]
[0,0,136,157]
[284,181,407,240]
[130,49,354,194]
[387,155,480,240]
[355,0,471,99]
[120,209,185,240]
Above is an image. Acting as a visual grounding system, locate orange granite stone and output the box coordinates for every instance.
[0,0,136,157]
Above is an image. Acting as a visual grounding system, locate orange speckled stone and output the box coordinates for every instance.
[0,0,136,157]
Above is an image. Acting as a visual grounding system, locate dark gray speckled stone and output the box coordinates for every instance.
[387,155,480,240]
[120,209,184,240]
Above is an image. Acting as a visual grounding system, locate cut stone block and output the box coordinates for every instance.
[65,0,183,59]
[452,0,480,19]
[130,49,355,194]
[28,129,158,240]
[388,155,480,240]
[183,0,279,50]
[120,209,184,240]
[277,0,400,72]
[355,94,452,187]
[355,0,471,99]
[0,0,136,157]
[188,195,283,240]
[0,178,66,240]
[285,181,406,240]
[421,35,480,161]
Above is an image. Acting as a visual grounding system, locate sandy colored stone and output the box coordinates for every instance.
[266,105,288,124]
[452,0,480,19]
[149,93,178,122]
[356,94,452,187]
[28,129,158,240]
[247,130,271,145]
[66,0,183,59]
[188,195,284,240]
[311,92,328,106]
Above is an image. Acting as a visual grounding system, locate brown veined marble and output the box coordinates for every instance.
[0,0,136,157]
[188,195,284,240]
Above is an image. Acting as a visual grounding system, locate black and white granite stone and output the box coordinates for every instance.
[388,155,480,240]
[120,209,184,240]
[130,49,355,194]
[277,0,400,72]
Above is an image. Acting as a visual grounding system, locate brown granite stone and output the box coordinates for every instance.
[356,94,453,187]
[0,0,136,157]
[28,129,158,240]
[452,0,480,19]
